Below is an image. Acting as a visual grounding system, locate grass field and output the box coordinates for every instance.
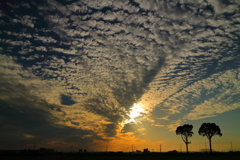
[1,153,240,160]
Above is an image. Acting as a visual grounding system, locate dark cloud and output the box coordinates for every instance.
[60,94,76,105]
[111,57,166,113]
[121,123,138,133]
[0,75,100,150]
[71,121,79,126]
[84,95,125,136]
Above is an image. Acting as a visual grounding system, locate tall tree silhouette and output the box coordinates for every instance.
[176,124,193,153]
[198,123,222,153]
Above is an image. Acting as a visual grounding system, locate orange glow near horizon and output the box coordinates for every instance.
[89,132,164,152]
[89,135,240,152]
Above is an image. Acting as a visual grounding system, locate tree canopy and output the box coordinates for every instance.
[176,124,193,153]
[198,123,222,153]
[198,123,222,139]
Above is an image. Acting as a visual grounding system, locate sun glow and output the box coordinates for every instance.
[125,103,145,124]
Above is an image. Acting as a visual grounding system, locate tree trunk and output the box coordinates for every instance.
[209,138,212,154]
[186,142,188,154]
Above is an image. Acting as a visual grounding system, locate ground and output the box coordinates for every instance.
[1,153,240,160]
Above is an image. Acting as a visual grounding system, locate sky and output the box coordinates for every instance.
[0,0,240,152]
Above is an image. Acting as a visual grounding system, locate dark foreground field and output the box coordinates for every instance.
[1,153,240,160]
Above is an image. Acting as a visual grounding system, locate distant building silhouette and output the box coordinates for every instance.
[136,150,141,153]
[168,150,178,153]
[143,148,150,153]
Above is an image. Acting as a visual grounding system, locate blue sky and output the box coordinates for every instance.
[0,0,240,152]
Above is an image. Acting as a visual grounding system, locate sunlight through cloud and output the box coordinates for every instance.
[125,103,145,124]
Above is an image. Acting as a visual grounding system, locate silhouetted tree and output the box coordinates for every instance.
[198,123,222,153]
[176,124,193,153]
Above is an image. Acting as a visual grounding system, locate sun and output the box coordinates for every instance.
[125,103,145,124]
